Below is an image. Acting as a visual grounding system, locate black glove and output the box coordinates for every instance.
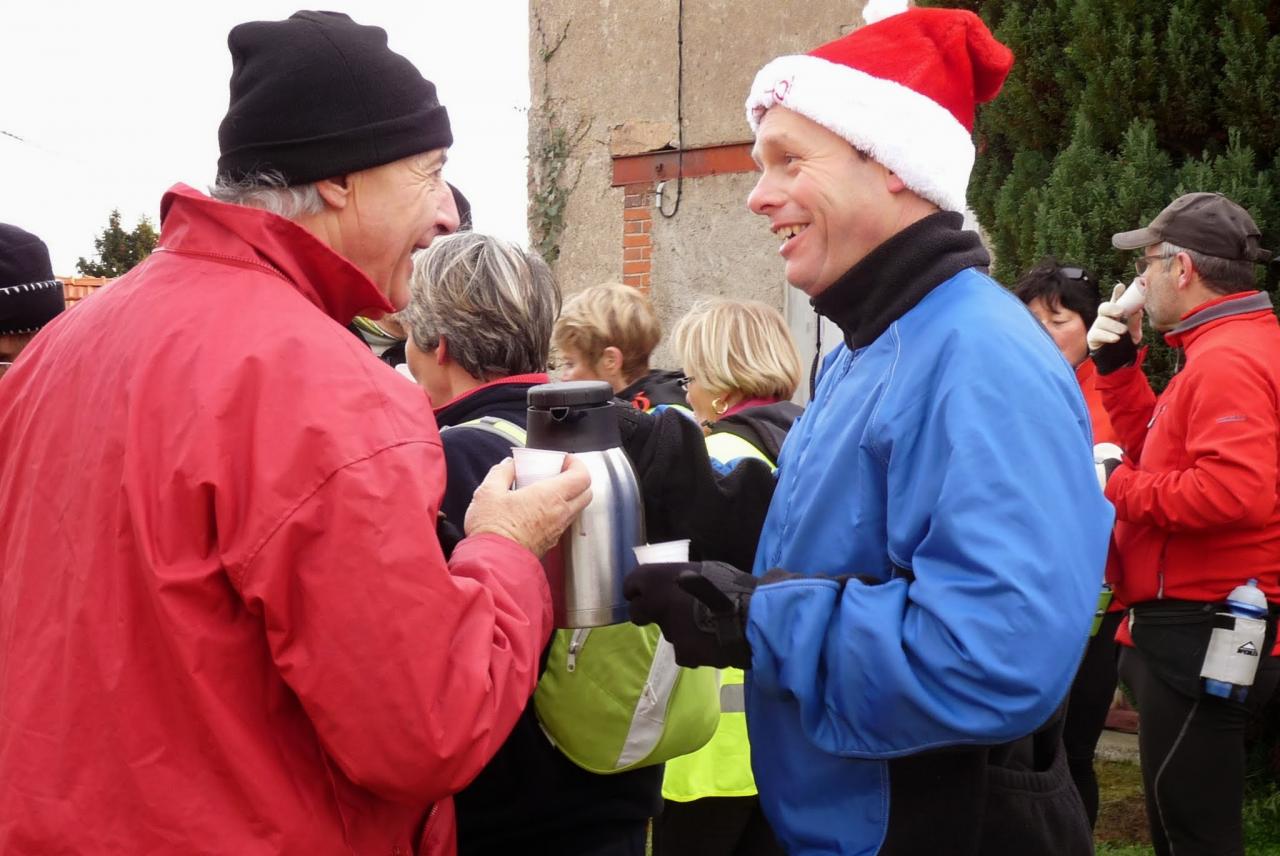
[624,561,757,668]
[1089,337,1138,376]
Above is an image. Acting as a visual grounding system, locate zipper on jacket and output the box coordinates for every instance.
[1157,538,1169,599]
[566,628,591,672]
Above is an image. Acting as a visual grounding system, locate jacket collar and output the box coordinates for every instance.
[811,211,990,350]
[156,184,393,325]
[1164,291,1273,349]
[433,373,549,422]
[1075,357,1097,386]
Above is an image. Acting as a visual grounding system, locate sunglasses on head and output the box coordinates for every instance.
[1057,267,1090,282]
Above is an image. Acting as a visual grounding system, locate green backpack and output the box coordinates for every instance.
[445,416,721,774]
[535,623,720,774]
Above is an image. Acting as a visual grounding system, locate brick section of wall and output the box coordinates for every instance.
[621,182,654,292]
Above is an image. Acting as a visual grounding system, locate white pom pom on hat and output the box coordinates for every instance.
[744,6,1013,213]
[861,0,909,25]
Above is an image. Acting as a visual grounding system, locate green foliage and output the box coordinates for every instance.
[76,209,157,278]
[528,12,589,266]
[919,0,1280,391]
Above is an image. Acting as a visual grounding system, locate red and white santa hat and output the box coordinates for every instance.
[745,1,1013,213]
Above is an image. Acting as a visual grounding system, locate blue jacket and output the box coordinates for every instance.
[745,269,1113,854]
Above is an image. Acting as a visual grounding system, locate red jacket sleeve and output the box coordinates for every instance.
[1106,349,1280,531]
[1093,349,1157,462]
[231,441,552,805]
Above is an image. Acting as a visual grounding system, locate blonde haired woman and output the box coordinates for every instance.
[674,298,802,465]
[655,298,801,856]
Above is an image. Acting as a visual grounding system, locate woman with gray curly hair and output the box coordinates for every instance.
[399,230,663,856]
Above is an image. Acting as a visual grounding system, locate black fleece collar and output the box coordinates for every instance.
[811,211,990,350]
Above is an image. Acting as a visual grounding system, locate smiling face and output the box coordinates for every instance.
[1026,296,1088,367]
[333,149,460,310]
[747,107,901,297]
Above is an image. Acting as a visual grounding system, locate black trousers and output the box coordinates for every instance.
[461,821,646,856]
[1120,646,1280,856]
[653,797,784,856]
[1063,610,1124,828]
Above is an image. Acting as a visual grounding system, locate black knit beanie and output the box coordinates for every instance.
[217,10,453,186]
[0,223,64,336]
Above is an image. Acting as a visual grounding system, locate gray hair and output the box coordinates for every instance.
[1159,241,1257,294]
[208,170,325,219]
[399,232,561,381]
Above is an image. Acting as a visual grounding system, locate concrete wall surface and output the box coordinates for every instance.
[530,0,868,377]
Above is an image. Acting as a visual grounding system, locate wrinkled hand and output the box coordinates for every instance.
[1087,283,1144,374]
[464,456,592,557]
[624,561,757,668]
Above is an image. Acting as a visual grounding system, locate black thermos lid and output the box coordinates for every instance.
[527,381,620,452]
[527,380,614,408]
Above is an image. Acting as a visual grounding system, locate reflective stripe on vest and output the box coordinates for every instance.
[703,431,777,473]
[440,415,527,446]
[615,636,682,768]
[719,681,745,714]
[662,431,775,801]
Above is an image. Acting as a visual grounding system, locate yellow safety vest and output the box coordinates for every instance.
[662,429,774,802]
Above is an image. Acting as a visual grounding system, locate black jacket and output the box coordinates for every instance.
[710,401,803,465]
[618,368,688,410]
[437,379,662,855]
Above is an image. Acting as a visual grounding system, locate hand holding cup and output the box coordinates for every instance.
[465,455,592,557]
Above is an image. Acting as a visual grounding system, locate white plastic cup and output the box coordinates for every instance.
[511,447,568,489]
[1112,278,1147,317]
[633,539,691,565]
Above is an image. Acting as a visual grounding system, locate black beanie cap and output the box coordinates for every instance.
[0,223,64,336]
[217,10,453,186]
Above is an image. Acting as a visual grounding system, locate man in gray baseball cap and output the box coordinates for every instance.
[1112,190,1272,264]
[1087,190,1280,856]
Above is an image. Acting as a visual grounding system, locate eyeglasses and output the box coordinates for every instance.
[1135,253,1175,277]
[677,375,692,391]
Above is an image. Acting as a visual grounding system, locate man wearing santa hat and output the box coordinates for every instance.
[622,4,1112,853]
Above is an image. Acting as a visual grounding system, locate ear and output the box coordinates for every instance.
[314,175,353,210]
[884,167,909,194]
[600,346,623,372]
[1174,251,1195,289]
[435,337,449,366]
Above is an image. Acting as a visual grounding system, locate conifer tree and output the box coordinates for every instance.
[76,210,158,278]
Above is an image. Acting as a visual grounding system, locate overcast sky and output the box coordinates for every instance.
[1,1,530,275]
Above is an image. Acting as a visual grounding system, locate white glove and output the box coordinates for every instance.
[1087,283,1143,353]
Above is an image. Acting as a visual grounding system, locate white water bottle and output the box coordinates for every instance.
[1200,579,1269,702]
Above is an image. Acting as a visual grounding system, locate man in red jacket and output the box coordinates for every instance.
[0,11,589,856]
[1088,192,1280,856]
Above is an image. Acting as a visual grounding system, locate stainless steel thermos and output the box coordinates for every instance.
[526,381,644,628]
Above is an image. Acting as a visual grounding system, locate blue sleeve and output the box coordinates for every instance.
[746,335,1113,758]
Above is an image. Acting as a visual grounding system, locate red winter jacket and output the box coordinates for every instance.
[1098,292,1280,644]
[0,185,552,855]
